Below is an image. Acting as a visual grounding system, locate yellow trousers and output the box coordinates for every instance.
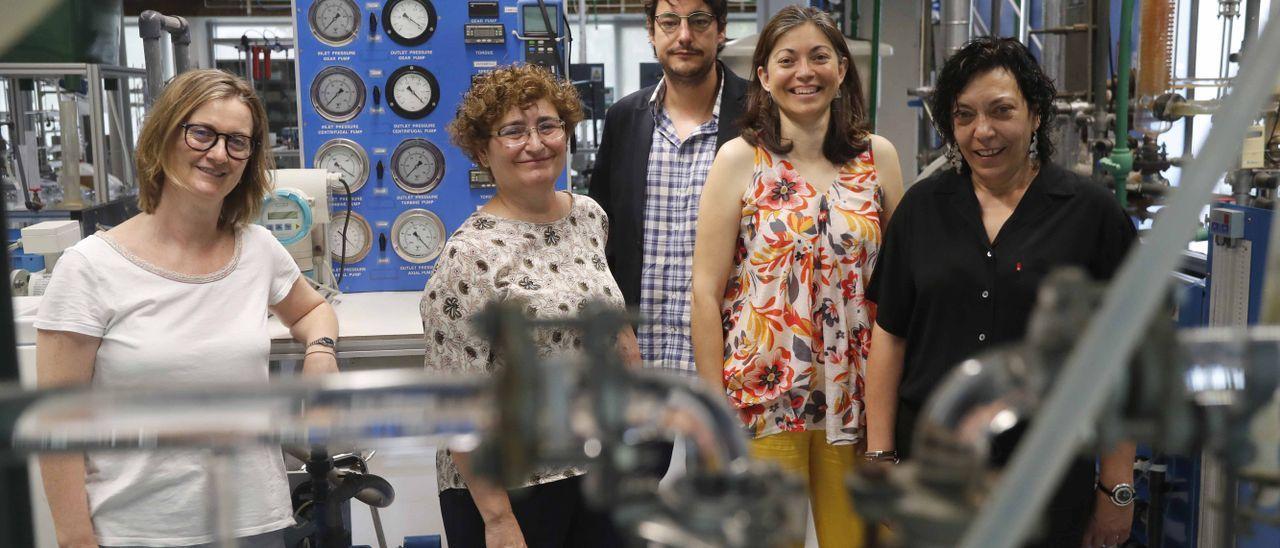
[749,430,865,548]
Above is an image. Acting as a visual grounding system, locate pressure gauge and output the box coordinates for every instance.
[391,209,447,263]
[261,189,314,246]
[329,211,373,264]
[314,139,369,195]
[308,0,360,47]
[386,65,441,119]
[310,66,366,123]
[382,0,438,46]
[390,138,445,194]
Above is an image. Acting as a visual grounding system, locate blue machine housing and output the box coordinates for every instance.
[1144,203,1280,548]
[293,0,565,293]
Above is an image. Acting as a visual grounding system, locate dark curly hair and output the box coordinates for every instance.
[930,36,1057,166]
[448,64,583,167]
[740,6,870,165]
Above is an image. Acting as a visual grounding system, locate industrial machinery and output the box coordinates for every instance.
[1,303,806,548]
[293,0,569,293]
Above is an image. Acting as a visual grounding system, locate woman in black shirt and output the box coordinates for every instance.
[864,37,1137,548]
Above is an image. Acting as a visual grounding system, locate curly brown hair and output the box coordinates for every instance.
[448,64,583,167]
[135,69,273,228]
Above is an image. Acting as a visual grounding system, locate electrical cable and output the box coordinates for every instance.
[534,0,567,78]
[335,179,352,285]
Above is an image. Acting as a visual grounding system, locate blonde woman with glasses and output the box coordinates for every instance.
[34,69,337,548]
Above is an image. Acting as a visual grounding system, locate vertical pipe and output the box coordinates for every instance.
[1018,0,1030,44]
[941,0,970,59]
[87,64,107,204]
[1106,0,1136,207]
[870,0,882,132]
[1091,0,1112,148]
[1183,0,1199,167]
[57,95,83,208]
[992,0,1003,36]
[577,0,587,63]
[1243,0,1261,51]
[171,33,191,75]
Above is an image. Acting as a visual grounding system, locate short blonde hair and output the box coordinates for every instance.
[448,64,583,166]
[135,69,273,228]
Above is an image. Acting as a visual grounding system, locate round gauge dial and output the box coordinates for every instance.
[261,189,313,246]
[308,0,360,46]
[310,66,366,123]
[383,0,438,46]
[391,209,447,264]
[390,138,445,194]
[329,211,373,264]
[386,65,440,120]
[314,139,369,195]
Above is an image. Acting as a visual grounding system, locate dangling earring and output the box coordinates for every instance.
[1028,132,1039,160]
[835,88,842,99]
[946,144,963,172]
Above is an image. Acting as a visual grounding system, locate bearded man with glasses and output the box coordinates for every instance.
[590,0,747,378]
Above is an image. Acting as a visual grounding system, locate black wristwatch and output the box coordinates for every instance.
[864,450,900,464]
[1097,481,1135,507]
[308,336,337,351]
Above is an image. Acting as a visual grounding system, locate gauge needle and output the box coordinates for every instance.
[401,13,424,30]
[324,12,342,32]
[331,162,355,177]
[325,87,348,108]
[405,160,423,177]
[413,231,429,246]
[408,86,426,103]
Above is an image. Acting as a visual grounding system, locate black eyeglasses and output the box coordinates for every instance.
[180,123,257,160]
[654,11,716,34]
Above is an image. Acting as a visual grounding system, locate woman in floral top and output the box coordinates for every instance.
[690,7,903,548]
[422,64,636,548]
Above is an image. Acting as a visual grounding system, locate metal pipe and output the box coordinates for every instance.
[87,64,107,203]
[1102,0,1136,207]
[1243,0,1261,51]
[1183,0,1200,169]
[992,0,1003,36]
[941,0,970,59]
[577,0,587,63]
[1018,0,1030,44]
[1091,0,1112,172]
[138,10,191,103]
[957,7,1280,548]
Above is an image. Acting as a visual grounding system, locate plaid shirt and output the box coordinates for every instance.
[639,76,723,374]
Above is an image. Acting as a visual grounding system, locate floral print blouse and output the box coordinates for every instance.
[720,146,882,445]
[421,193,625,491]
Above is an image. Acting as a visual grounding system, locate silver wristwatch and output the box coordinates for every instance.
[1097,482,1135,507]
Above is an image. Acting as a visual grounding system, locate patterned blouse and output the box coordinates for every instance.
[421,193,625,492]
[720,146,882,445]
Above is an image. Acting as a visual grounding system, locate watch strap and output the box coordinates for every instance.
[308,336,337,350]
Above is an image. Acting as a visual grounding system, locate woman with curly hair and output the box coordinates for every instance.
[689,6,903,547]
[420,63,636,548]
[865,37,1137,547]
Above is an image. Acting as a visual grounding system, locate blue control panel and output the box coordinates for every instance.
[293,0,564,292]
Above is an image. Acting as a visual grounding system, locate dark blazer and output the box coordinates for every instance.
[587,63,749,308]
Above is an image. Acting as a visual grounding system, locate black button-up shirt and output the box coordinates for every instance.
[869,161,1136,409]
